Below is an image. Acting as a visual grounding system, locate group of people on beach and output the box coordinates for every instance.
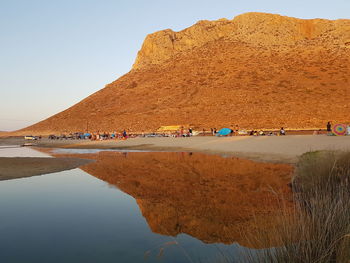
[248,128,285,136]
[90,130,128,140]
[205,125,286,136]
[207,125,240,136]
[176,127,193,137]
[49,130,129,140]
[48,121,350,141]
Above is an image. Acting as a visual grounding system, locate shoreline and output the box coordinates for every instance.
[39,135,350,163]
[0,157,93,181]
[1,135,348,164]
[0,135,349,166]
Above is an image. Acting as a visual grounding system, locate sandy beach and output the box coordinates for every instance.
[0,135,348,181]
[9,135,350,163]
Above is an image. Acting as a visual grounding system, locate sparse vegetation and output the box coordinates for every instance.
[239,151,350,263]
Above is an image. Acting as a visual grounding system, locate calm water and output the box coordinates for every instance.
[0,147,291,263]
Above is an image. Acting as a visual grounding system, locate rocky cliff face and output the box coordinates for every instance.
[133,12,350,69]
[18,12,350,134]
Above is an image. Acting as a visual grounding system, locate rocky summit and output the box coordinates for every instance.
[21,12,350,134]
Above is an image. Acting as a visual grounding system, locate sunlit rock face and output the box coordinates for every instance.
[133,12,350,69]
[19,12,350,134]
[60,151,293,246]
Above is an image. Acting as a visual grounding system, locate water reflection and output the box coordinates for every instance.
[56,151,293,247]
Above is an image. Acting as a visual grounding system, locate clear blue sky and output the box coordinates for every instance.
[1,0,349,131]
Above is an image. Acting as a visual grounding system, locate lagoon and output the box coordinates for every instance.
[0,148,292,262]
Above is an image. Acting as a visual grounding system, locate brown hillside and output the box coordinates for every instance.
[20,12,350,134]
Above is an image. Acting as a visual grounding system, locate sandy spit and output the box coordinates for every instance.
[30,135,350,164]
[1,135,349,163]
[0,157,93,181]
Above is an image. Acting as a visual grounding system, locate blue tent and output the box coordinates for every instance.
[217,128,232,136]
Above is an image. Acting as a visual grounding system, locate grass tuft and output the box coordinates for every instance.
[240,151,350,263]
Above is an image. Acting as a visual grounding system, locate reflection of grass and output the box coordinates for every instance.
[144,236,197,262]
[240,151,350,263]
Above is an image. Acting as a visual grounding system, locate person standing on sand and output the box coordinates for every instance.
[235,124,239,136]
[280,127,286,135]
[327,121,332,133]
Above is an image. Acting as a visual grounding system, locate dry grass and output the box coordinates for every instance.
[239,151,350,263]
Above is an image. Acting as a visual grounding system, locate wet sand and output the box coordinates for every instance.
[29,135,350,163]
[0,137,26,146]
[0,157,93,181]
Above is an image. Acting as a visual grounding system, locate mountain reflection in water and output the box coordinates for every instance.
[56,151,293,247]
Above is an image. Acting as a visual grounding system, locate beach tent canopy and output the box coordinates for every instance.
[333,124,346,136]
[217,128,232,136]
[157,125,183,132]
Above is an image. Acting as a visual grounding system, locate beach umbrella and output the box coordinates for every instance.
[217,128,232,136]
[333,124,346,136]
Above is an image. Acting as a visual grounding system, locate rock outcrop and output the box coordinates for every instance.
[133,12,350,69]
[17,12,350,134]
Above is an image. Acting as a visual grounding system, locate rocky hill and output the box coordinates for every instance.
[19,12,350,134]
